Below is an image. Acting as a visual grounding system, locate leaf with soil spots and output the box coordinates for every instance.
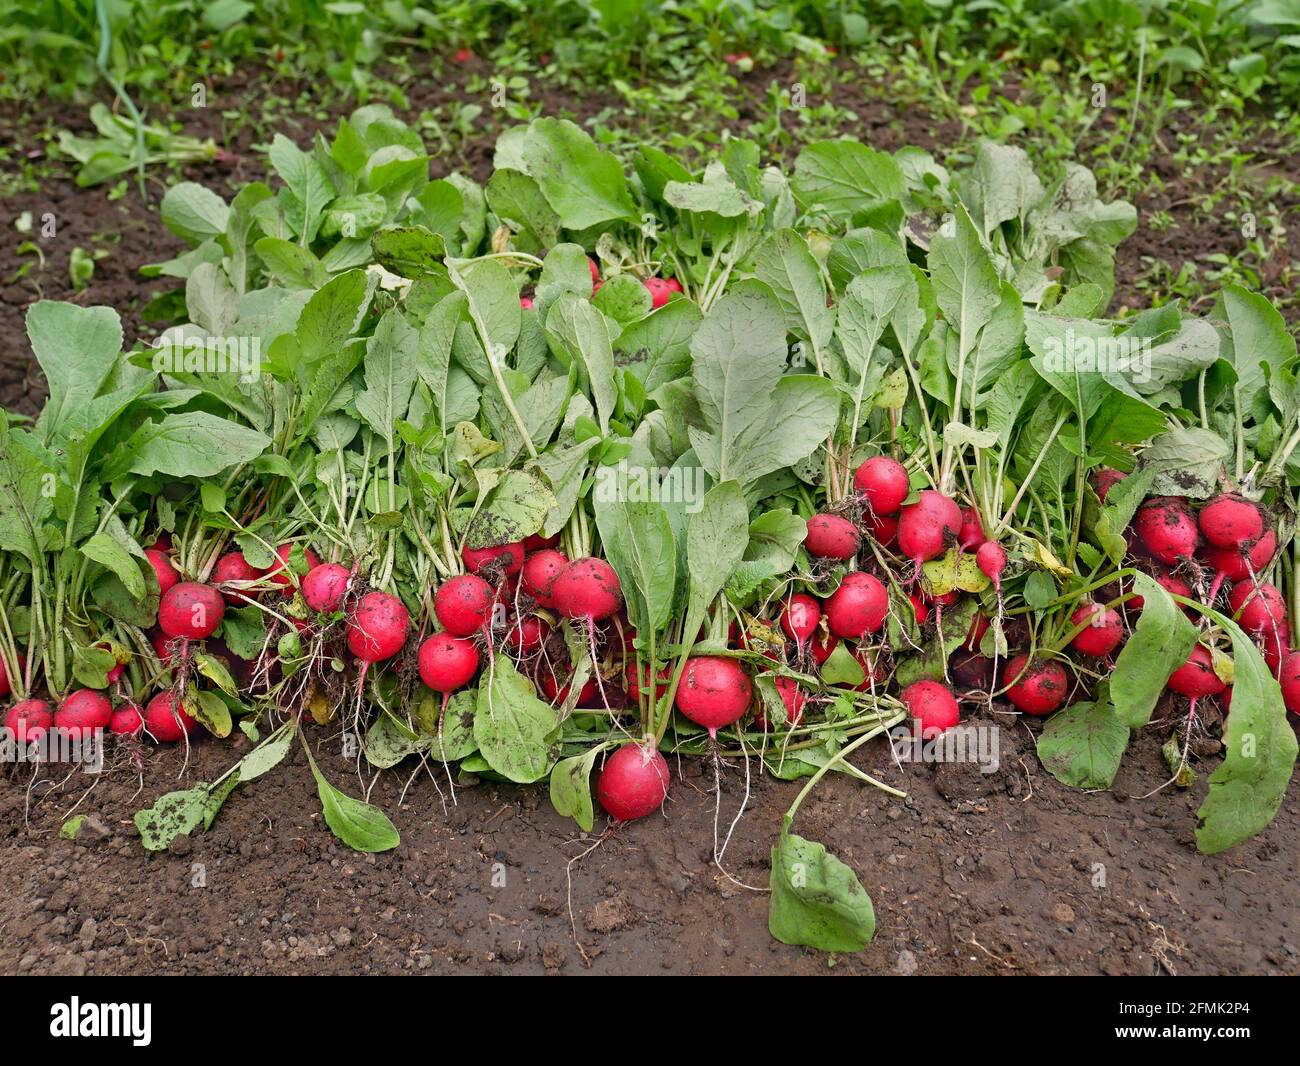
[474,659,560,784]
[1111,572,1197,729]
[1036,695,1130,789]
[769,827,876,953]
[549,745,607,832]
[418,690,478,762]
[134,786,211,852]
[364,710,430,769]
[464,468,555,549]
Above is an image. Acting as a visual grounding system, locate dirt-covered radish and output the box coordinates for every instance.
[434,574,495,637]
[780,592,821,650]
[1004,654,1069,716]
[4,698,52,743]
[552,557,622,621]
[1227,580,1287,635]
[417,632,480,693]
[504,614,548,655]
[596,741,670,821]
[900,680,960,737]
[346,592,411,665]
[1091,467,1126,502]
[521,549,568,608]
[1133,497,1199,565]
[897,490,962,569]
[462,541,524,576]
[159,582,225,641]
[538,669,599,707]
[523,531,561,552]
[302,562,352,613]
[1200,528,1276,599]
[825,572,888,638]
[861,511,899,547]
[109,701,145,736]
[1198,493,1265,550]
[675,656,753,737]
[1127,570,1193,615]
[144,691,198,742]
[146,548,180,595]
[1069,602,1124,657]
[803,513,860,559]
[266,543,321,592]
[54,689,113,739]
[854,455,910,514]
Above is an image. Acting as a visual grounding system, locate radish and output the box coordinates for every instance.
[1004,654,1069,716]
[675,656,752,737]
[150,628,178,666]
[1227,580,1287,635]
[1198,493,1264,550]
[964,612,989,652]
[810,630,838,666]
[596,741,669,821]
[0,652,17,699]
[958,507,986,550]
[1279,652,1300,714]
[434,574,494,637]
[861,511,898,547]
[521,549,568,608]
[754,677,806,729]
[462,541,524,576]
[665,278,683,294]
[780,592,821,649]
[897,490,962,568]
[524,531,561,552]
[418,632,480,693]
[159,582,225,641]
[1127,570,1193,615]
[302,562,351,613]
[644,278,672,308]
[908,593,929,626]
[1257,623,1289,674]
[144,691,198,742]
[146,548,180,595]
[1201,528,1276,597]
[900,680,960,737]
[1069,602,1123,658]
[803,513,860,559]
[109,701,145,736]
[625,661,670,702]
[213,551,264,605]
[950,649,993,689]
[4,698,52,743]
[1091,467,1126,502]
[538,668,599,707]
[552,557,622,621]
[1133,497,1199,565]
[346,592,410,664]
[54,689,112,738]
[922,587,959,607]
[1167,645,1226,710]
[853,455,910,514]
[825,572,888,638]
[588,257,601,291]
[520,296,534,310]
[504,615,548,655]
[267,543,321,592]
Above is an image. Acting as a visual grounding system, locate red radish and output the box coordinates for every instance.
[755,676,806,729]
[897,490,962,568]
[1167,644,1226,700]
[908,593,929,626]
[1257,623,1289,674]
[852,645,886,692]
[462,541,524,576]
[644,278,672,308]
[853,455,910,514]
[900,681,960,737]
[922,587,959,607]
[1279,652,1300,714]
[0,652,20,699]
[976,541,1007,593]
[596,741,669,821]
[5,698,52,743]
[146,548,180,595]
[418,633,479,693]
[958,507,986,550]
[109,702,145,736]
[504,614,548,654]
[825,572,888,638]
[452,47,473,62]
[538,669,599,707]
[1227,580,1287,635]
[1198,493,1264,550]
[302,562,351,613]
[144,691,198,742]
[950,649,993,689]
[804,512,861,559]
[1004,654,1069,716]
[1133,497,1199,565]
[434,574,494,637]
[862,511,898,546]
[520,296,534,310]
[1091,467,1126,502]
[521,549,568,608]
[665,278,683,294]
[266,543,321,592]
[810,630,838,665]
[213,551,264,605]
[1128,570,1193,614]
[675,656,753,736]
[964,612,989,652]
[552,557,622,621]
[346,592,410,663]
[150,533,172,552]
[625,661,670,702]
[150,629,177,666]
[1201,527,1276,591]
[524,531,560,552]
[1069,602,1123,657]
[159,582,225,641]
[54,689,112,739]
[93,643,124,684]
[780,593,821,648]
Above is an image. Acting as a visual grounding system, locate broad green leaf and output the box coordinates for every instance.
[473,659,560,783]
[928,201,1000,363]
[549,746,605,832]
[593,498,678,637]
[465,468,555,548]
[110,413,272,479]
[545,295,617,432]
[1111,572,1198,728]
[160,182,230,244]
[303,739,399,852]
[613,298,701,392]
[769,828,876,953]
[518,117,637,229]
[792,140,906,218]
[355,308,419,441]
[753,229,834,366]
[1036,697,1130,788]
[80,532,144,601]
[27,301,122,444]
[134,786,210,852]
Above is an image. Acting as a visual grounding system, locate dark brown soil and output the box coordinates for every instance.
[2,59,1298,977]
[2,704,1296,976]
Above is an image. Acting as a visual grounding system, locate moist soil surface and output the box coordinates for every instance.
[2,62,1298,976]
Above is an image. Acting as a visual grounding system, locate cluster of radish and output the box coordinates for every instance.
[519,257,682,312]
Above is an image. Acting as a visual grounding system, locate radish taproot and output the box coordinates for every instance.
[958,507,986,550]
[853,455,910,514]
[675,656,752,736]
[861,511,899,547]
[434,574,495,636]
[54,689,112,738]
[1227,580,1287,635]
[159,582,225,641]
[803,513,861,559]
[146,548,180,595]
[109,701,145,736]
[1167,644,1226,703]
[417,632,479,693]
[504,614,548,654]
[1004,654,1069,716]
[900,680,960,737]
[596,741,669,821]
[780,592,821,649]
[1279,652,1300,714]
[267,543,320,592]
[1091,467,1126,501]
[462,541,524,576]
[754,677,806,729]
[1200,527,1276,597]
[213,551,264,605]
[302,562,352,613]
[825,572,888,638]
[644,277,673,308]
[897,490,962,568]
